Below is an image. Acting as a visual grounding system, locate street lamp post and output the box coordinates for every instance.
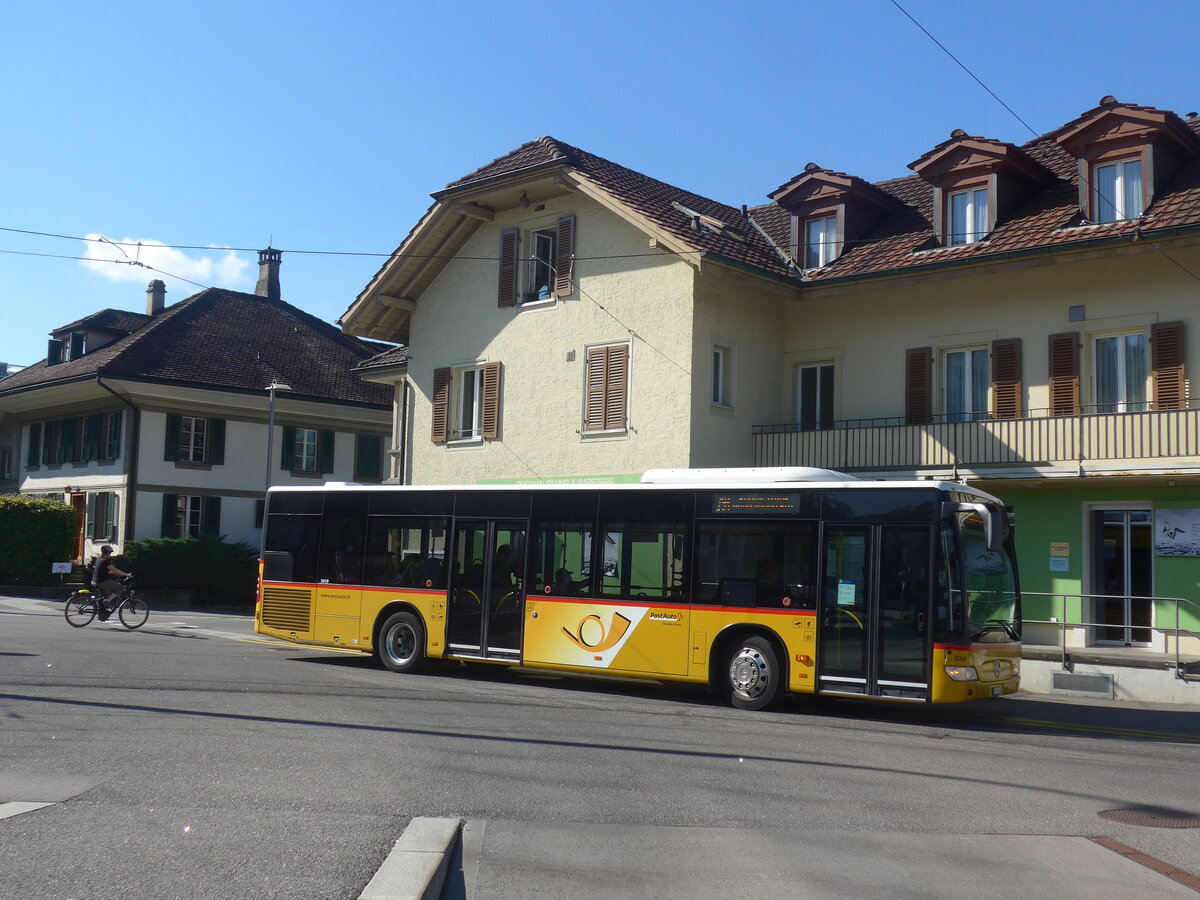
[264,381,292,495]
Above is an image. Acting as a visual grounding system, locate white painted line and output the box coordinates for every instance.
[0,801,54,820]
[358,817,461,900]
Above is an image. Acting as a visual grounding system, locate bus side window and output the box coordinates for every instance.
[596,492,691,602]
[695,522,816,608]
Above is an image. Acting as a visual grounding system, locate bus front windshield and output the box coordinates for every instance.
[957,510,1020,643]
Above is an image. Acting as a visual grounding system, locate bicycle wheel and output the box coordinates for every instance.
[118,595,149,630]
[64,593,97,627]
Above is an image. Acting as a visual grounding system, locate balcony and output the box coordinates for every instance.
[753,402,1200,479]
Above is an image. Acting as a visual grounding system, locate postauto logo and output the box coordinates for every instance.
[562,611,632,652]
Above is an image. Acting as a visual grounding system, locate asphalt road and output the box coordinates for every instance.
[1,595,1198,899]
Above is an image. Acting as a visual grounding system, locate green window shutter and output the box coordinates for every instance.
[161,494,178,538]
[281,426,296,471]
[61,418,77,464]
[318,430,335,474]
[86,493,97,540]
[46,338,63,366]
[209,417,226,465]
[202,496,222,536]
[355,434,383,481]
[164,413,181,461]
[27,423,41,467]
[106,494,120,542]
[69,333,85,359]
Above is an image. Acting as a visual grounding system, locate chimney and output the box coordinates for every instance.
[255,247,282,301]
[146,279,167,315]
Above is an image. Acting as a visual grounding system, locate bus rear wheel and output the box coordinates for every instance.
[377,611,426,674]
[725,636,781,711]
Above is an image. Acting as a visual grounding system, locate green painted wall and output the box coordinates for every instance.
[986,484,1200,631]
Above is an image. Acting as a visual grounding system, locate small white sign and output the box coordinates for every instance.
[837,581,857,606]
[1049,557,1069,572]
[51,562,73,574]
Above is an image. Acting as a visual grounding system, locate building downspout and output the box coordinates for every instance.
[96,377,139,545]
[396,377,409,485]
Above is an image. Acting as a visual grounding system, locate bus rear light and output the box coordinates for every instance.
[945,665,978,682]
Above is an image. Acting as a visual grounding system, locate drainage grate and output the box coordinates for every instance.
[1099,808,1200,829]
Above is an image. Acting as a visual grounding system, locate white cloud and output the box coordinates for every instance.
[80,235,251,288]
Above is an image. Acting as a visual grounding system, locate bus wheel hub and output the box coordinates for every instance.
[730,648,768,695]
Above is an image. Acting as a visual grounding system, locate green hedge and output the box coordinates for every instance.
[122,535,258,608]
[0,496,79,586]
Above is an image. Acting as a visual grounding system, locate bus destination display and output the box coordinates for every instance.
[712,493,803,514]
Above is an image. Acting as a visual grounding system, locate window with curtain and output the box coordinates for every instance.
[948,187,989,245]
[795,363,834,431]
[1092,158,1143,223]
[944,348,989,421]
[804,215,837,268]
[1094,333,1148,412]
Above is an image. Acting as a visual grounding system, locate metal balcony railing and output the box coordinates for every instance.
[753,401,1200,474]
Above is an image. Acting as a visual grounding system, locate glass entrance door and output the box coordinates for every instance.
[1091,509,1152,645]
[818,524,931,699]
[447,521,527,658]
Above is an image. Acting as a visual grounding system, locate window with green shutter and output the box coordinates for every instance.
[354,434,384,482]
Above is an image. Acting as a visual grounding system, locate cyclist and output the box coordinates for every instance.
[92,545,131,622]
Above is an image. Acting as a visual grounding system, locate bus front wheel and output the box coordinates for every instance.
[378,611,426,674]
[725,636,781,711]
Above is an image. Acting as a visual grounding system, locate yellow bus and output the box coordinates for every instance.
[255,468,1020,710]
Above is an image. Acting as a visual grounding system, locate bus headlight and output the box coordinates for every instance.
[944,665,978,682]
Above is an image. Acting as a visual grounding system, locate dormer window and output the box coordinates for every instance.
[1092,157,1143,223]
[948,187,989,245]
[804,215,838,268]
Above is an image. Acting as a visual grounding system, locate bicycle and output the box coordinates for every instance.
[64,576,149,630]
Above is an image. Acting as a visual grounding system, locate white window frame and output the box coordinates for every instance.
[177,495,202,538]
[947,187,989,246]
[180,415,208,463]
[0,448,13,481]
[1092,331,1149,413]
[523,227,557,304]
[712,344,734,409]
[453,366,485,442]
[942,346,989,422]
[294,427,319,471]
[1092,158,1143,223]
[803,215,838,269]
[794,362,835,431]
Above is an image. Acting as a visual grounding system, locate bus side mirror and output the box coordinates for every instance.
[941,501,1002,553]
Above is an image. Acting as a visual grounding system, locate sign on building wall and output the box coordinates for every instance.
[1155,508,1200,557]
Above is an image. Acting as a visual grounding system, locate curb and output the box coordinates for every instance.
[359,817,461,900]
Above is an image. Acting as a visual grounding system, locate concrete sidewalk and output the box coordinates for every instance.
[383,818,1198,900]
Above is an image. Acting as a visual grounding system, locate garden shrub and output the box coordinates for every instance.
[123,535,258,608]
[0,496,78,586]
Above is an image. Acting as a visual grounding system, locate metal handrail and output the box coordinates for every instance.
[1021,590,1200,679]
[755,398,1200,433]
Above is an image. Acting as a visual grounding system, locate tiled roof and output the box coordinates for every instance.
[355,345,410,369]
[443,136,795,279]
[757,114,1200,284]
[440,108,1200,290]
[0,289,393,407]
[51,308,154,336]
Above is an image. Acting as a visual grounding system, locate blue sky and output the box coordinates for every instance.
[2,0,1197,369]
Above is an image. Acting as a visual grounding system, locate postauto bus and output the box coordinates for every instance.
[256,468,1020,710]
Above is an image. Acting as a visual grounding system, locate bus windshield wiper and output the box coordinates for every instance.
[971,619,1019,642]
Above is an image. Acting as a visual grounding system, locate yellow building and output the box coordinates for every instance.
[342,97,1200,697]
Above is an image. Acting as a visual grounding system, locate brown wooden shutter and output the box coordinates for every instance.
[904,347,932,425]
[553,215,575,298]
[480,362,502,439]
[497,229,519,308]
[431,367,451,443]
[1048,332,1080,416]
[584,345,629,432]
[991,338,1023,420]
[1151,321,1186,411]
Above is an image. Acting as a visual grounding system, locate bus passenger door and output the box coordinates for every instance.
[446,520,526,660]
[818,524,931,700]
